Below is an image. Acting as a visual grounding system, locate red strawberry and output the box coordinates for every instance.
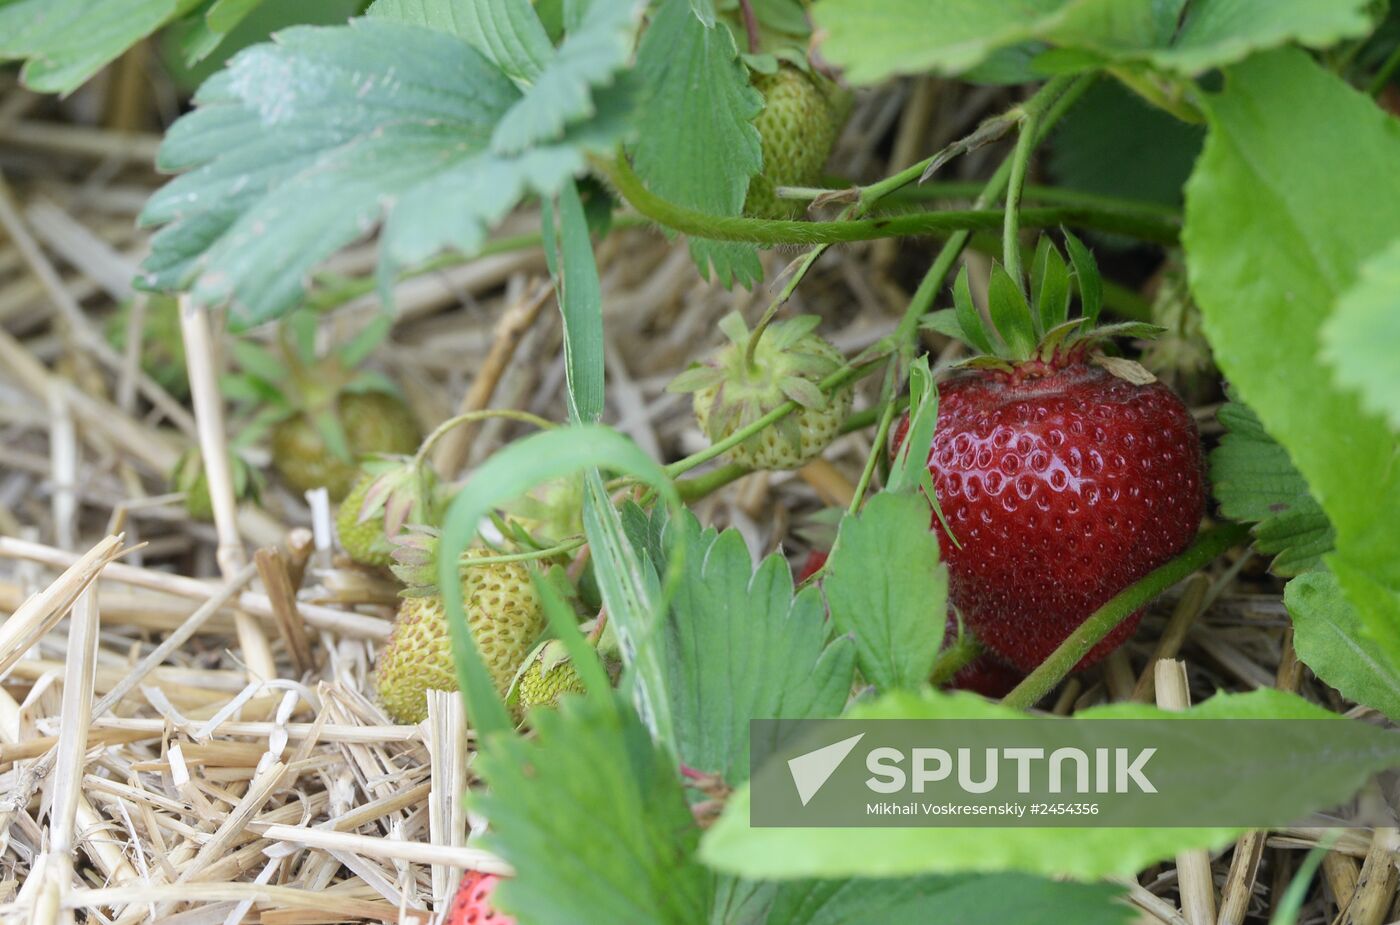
[940,614,1025,698]
[796,549,828,584]
[447,871,514,925]
[896,236,1205,674]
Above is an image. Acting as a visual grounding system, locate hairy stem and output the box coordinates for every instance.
[1002,102,1042,292]
[601,154,1175,247]
[1001,523,1251,711]
[415,409,556,466]
[893,74,1097,357]
[929,630,982,687]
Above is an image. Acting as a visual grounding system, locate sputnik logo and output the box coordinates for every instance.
[787,733,865,806]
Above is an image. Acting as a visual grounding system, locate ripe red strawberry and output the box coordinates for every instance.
[897,236,1205,674]
[940,614,1024,698]
[446,870,514,925]
[796,549,828,584]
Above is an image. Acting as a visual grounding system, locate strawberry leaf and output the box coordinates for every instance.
[701,687,1384,881]
[1210,398,1334,577]
[1287,568,1400,723]
[1321,236,1400,433]
[0,0,184,93]
[139,15,631,326]
[368,0,552,83]
[811,0,1373,85]
[658,511,856,784]
[474,693,711,925]
[1184,50,1400,663]
[825,492,947,692]
[630,0,764,288]
[766,874,1133,925]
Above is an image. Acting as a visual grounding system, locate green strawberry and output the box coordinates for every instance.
[671,312,852,471]
[744,64,846,220]
[170,447,262,522]
[508,639,587,721]
[271,392,419,500]
[336,454,441,567]
[376,547,546,724]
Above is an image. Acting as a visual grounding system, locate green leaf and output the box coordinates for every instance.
[986,264,1037,359]
[1322,236,1400,433]
[700,687,1365,881]
[139,18,628,326]
[1062,231,1102,326]
[582,468,679,753]
[474,693,711,925]
[548,181,606,424]
[1047,79,1204,211]
[809,0,1372,85]
[919,309,969,342]
[1287,568,1400,722]
[825,492,946,692]
[1183,49,1400,663]
[768,874,1133,925]
[811,0,1065,85]
[1030,237,1071,332]
[887,357,938,500]
[1209,399,1334,577]
[0,0,182,93]
[1136,0,1373,75]
[488,0,641,155]
[437,425,683,740]
[631,0,764,287]
[369,0,552,83]
[661,514,854,784]
[952,265,996,355]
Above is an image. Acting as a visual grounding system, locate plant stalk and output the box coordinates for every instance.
[1001,522,1251,710]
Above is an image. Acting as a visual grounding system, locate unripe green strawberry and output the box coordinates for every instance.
[671,312,852,471]
[744,64,845,220]
[509,640,586,721]
[272,391,419,500]
[375,552,545,724]
[170,447,262,522]
[336,455,440,568]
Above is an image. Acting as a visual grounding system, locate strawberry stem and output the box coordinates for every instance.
[1002,100,1040,297]
[737,0,761,55]
[1000,522,1251,711]
[929,630,982,686]
[415,409,556,468]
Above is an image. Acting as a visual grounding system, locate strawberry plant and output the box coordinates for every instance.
[9,0,1400,922]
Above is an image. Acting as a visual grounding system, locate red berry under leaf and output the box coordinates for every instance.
[897,360,1204,674]
[796,549,829,584]
[941,613,1025,698]
[446,871,515,925]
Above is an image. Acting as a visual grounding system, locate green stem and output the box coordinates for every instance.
[415,409,556,466]
[847,363,898,515]
[1002,103,1041,292]
[676,463,750,501]
[744,244,829,371]
[841,395,908,435]
[601,155,1176,247]
[893,74,1097,356]
[663,358,885,479]
[1368,42,1400,97]
[461,536,587,566]
[1000,523,1251,711]
[784,180,1180,221]
[929,632,982,687]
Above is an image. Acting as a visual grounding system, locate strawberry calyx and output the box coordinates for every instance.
[921,233,1164,378]
[667,311,843,456]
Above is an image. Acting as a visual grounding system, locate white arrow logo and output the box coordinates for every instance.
[787,733,865,806]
